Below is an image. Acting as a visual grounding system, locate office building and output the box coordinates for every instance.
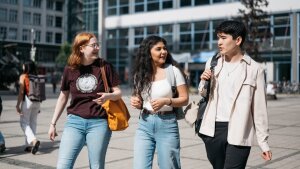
[96,0,300,86]
[0,0,65,74]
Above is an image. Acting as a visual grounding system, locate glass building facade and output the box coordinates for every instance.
[72,0,300,86]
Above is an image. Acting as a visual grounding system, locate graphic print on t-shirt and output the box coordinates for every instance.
[76,74,98,93]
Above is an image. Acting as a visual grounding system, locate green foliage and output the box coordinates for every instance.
[0,55,20,90]
[238,0,272,62]
[55,42,71,66]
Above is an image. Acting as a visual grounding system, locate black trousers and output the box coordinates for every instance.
[200,122,251,169]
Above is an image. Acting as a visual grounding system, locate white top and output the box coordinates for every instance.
[216,60,242,122]
[142,66,186,112]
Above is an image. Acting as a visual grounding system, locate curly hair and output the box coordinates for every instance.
[132,35,182,97]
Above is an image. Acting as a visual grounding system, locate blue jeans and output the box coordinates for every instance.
[0,131,5,145]
[57,114,112,169]
[134,113,181,169]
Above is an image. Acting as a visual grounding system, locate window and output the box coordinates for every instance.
[46,32,52,43]
[23,0,31,6]
[33,0,41,8]
[273,14,290,49]
[194,21,210,50]
[9,0,18,4]
[47,0,54,10]
[195,0,209,5]
[8,27,17,40]
[23,12,31,24]
[162,0,173,9]
[0,27,7,39]
[119,0,129,14]
[22,29,31,41]
[135,0,145,13]
[55,16,62,28]
[0,8,7,22]
[107,0,128,16]
[33,13,41,25]
[1,0,18,4]
[147,0,159,12]
[213,0,226,3]
[179,23,192,51]
[56,1,63,11]
[107,0,117,15]
[9,10,18,22]
[147,26,159,35]
[46,15,54,27]
[134,27,144,45]
[180,0,192,7]
[161,24,173,50]
[35,30,41,42]
[55,33,62,43]
[106,29,129,83]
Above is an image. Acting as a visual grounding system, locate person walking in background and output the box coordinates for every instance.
[15,61,41,154]
[51,71,58,94]
[198,20,272,169]
[0,96,6,153]
[48,32,121,169]
[131,35,189,169]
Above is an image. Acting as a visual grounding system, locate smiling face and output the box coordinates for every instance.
[150,41,168,67]
[217,32,242,56]
[80,37,99,64]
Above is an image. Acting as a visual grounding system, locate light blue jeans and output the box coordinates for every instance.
[57,114,112,169]
[134,113,181,169]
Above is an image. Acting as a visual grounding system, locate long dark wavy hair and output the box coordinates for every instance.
[132,35,184,96]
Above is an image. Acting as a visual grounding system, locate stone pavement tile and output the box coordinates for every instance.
[1,93,300,169]
[268,134,300,150]
[271,126,300,137]
[105,148,133,169]
[264,151,300,169]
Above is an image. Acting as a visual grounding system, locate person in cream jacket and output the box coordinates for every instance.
[198,20,272,169]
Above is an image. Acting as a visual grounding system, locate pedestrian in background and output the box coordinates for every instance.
[16,61,41,154]
[48,32,121,169]
[51,71,58,94]
[0,96,6,153]
[131,35,188,169]
[198,20,272,169]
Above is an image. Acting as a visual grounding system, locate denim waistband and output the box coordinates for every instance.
[141,108,174,115]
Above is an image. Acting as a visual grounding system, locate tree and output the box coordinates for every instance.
[55,42,71,66]
[0,51,20,90]
[238,0,272,62]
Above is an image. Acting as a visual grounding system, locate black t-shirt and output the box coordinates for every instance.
[61,58,120,119]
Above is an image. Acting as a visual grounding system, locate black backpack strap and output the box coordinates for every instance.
[204,53,218,100]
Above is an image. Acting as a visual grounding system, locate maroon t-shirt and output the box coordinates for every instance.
[61,58,120,119]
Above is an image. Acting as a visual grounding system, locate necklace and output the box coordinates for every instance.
[224,61,240,77]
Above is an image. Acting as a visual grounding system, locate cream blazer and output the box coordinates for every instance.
[198,53,270,152]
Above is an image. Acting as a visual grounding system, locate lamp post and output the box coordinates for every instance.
[30,28,36,61]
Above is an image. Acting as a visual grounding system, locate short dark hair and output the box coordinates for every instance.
[215,20,247,47]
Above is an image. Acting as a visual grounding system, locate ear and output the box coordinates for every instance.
[236,36,242,46]
[79,46,84,53]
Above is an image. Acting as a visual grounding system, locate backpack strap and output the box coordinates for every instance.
[165,64,178,100]
[203,53,219,100]
[165,64,175,87]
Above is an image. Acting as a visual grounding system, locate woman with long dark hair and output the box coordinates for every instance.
[131,35,189,169]
[16,60,40,154]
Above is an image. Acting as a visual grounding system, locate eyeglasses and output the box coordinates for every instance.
[83,43,100,49]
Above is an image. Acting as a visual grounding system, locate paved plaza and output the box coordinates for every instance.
[0,85,300,169]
